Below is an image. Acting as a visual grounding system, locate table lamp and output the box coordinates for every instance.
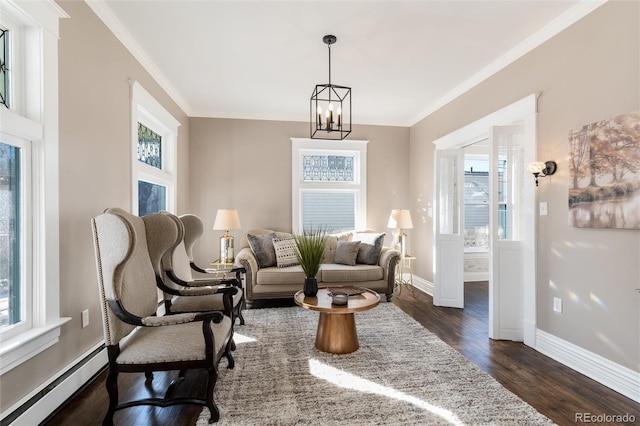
[213,209,241,263]
[387,209,413,258]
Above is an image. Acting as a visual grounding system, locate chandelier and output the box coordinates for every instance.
[310,35,351,140]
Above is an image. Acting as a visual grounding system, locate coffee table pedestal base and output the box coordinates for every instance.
[316,312,358,354]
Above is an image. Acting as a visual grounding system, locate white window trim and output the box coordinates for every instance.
[291,138,368,232]
[0,0,70,375]
[130,80,180,215]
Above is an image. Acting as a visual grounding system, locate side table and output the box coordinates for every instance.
[207,260,235,279]
[395,255,416,298]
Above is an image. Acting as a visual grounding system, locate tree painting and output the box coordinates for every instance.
[568,112,640,229]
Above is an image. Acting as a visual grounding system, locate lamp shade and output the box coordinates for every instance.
[527,161,546,174]
[387,209,413,229]
[213,209,241,231]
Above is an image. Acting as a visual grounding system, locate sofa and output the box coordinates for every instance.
[234,229,401,307]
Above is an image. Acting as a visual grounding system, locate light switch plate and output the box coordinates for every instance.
[539,202,548,216]
[553,297,562,313]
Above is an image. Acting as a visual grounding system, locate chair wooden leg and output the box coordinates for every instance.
[225,339,235,369]
[205,366,219,423]
[236,304,245,325]
[103,366,118,426]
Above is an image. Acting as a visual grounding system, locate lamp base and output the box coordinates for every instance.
[220,234,234,264]
[398,231,407,258]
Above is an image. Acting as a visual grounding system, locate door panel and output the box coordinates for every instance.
[489,125,525,340]
[434,149,464,308]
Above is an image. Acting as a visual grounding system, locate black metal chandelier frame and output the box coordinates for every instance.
[310,35,351,140]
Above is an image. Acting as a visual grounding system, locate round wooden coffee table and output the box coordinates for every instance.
[294,287,380,354]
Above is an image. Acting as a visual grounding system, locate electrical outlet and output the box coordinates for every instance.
[553,297,562,314]
[81,309,89,328]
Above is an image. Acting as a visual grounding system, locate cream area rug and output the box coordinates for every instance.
[197,303,554,425]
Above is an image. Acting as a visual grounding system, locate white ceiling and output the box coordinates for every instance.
[90,0,603,127]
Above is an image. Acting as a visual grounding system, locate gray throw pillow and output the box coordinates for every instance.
[354,232,385,265]
[247,232,278,268]
[334,240,361,266]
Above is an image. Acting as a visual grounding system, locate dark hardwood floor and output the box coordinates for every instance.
[44,283,640,426]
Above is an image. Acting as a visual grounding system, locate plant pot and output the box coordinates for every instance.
[303,277,318,297]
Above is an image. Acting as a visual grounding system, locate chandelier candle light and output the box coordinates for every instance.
[213,209,241,264]
[310,35,351,140]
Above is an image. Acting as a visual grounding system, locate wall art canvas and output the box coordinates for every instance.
[568,112,640,229]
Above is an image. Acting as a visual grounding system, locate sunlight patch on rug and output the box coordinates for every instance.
[308,358,464,425]
[232,332,256,344]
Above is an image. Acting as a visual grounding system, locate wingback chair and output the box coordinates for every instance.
[142,211,240,321]
[159,212,245,325]
[91,207,234,425]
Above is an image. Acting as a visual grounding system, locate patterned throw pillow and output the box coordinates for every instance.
[334,240,361,266]
[273,237,299,268]
[247,232,278,268]
[353,232,385,265]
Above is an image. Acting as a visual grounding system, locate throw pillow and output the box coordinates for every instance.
[353,232,385,265]
[247,232,278,268]
[273,237,299,268]
[334,240,361,266]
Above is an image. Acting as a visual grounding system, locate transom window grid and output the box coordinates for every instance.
[137,122,162,169]
[302,154,354,182]
[0,27,9,108]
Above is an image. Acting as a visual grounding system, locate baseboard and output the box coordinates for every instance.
[536,329,640,403]
[1,342,107,425]
[463,271,489,282]
[412,275,433,296]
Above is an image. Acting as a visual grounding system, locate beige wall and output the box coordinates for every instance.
[0,1,189,412]
[410,1,639,371]
[188,118,410,267]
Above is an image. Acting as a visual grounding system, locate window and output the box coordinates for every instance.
[0,0,69,375]
[464,157,489,250]
[131,81,179,216]
[0,138,30,338]
[292,138,367,232]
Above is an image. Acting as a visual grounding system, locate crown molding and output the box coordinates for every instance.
[84,0,192,116]
[409,0,609,126]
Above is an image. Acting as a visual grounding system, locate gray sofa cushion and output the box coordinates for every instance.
[334,240,360,266]
[353,232,385,265]
[256,265,309,285]
[321,264,384,283]
[247,232,278,268]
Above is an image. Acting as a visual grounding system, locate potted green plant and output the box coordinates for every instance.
[293,227,328,297]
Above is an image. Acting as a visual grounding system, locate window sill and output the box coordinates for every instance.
[0,317,71,375]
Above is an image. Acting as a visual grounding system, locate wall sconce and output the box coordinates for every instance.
[527,161,557,186]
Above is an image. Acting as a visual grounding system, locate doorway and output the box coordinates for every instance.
[432,94,538,347]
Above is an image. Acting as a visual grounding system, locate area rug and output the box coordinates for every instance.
[197,303,554,425]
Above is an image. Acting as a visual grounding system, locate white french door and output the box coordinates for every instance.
[433,149,465,308]
[489,125,527,340]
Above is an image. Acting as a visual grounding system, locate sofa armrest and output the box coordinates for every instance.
[379,247,400,275]
[235,247,258,302]
[379,247,401,300]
